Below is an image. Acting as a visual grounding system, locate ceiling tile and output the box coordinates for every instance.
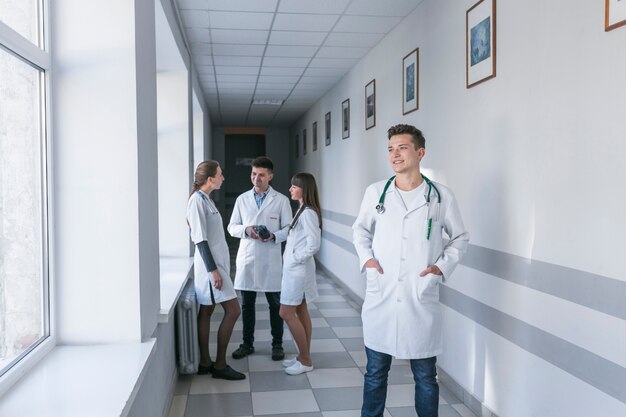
[273,13,339,31]
[218,82,257,89]
[190,43,213,54]
[316,46,368,59]
[186,28,211,43]
[256,83,295,91]
[260,66,305,76]
[180,10,210,27]
[334,15,402,33]
[265,45,318,58]
[345,0,421,17]
[258,75,300,84]
[210,29,268,44]
[278,0,350,14]
[209,11,274,30]
[215,66,260,75]
[212,44,265,56]
[309,57,357,68]
[303,67,346,77]
[213,56,262,66]
[263,57,311,67]
[215,74,258,83]
[324,32,384,48]
[207,0,278,12]
[193,55,213,65]
[178,0,208,9]
[253,92,289,99]
[268,31,327,46]
[299,75,341,85]
[195,65,215,74]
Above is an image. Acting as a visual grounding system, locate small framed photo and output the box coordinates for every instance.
[606,0,626,31]
[342,99,350,139]
[312,121,318,151]
[466,0,496,88]
[402,48,419,115]
[295,134,299,158]
[325,112,331,146]
[365,79,376,130]
[302,128,307,155]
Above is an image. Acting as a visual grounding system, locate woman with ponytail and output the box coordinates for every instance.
[187,161,245,380]
[279,172,322,375]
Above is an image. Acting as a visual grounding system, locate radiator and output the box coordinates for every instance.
[175,279,200,374]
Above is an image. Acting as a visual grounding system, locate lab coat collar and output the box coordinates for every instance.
[249,186,276,212]
[391,179,427,213]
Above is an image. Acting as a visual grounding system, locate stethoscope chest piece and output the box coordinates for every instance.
[376,204,385,214]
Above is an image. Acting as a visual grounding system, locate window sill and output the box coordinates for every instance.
[0,340,156,416]
[159,256,194,323]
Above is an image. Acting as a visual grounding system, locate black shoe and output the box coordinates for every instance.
[271,347,285,361]
[232,345,254,359]
[212,365,246,380]
[197,363,214,375]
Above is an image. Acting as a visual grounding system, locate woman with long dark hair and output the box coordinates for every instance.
[279,172,322,375]
[187,161,245,380]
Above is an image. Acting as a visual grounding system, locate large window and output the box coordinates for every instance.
[0,1,49,379]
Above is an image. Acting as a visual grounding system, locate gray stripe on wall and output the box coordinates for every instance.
[441,286,626,404]
[321,209,626,321]
[322,230,357,256]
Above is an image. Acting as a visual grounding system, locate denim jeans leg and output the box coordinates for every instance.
[410,356,439,417]
[240,290,257,348]
[265,291,284,349]
[361,346,393,417]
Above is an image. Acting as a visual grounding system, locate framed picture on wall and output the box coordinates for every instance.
[295,134,299,158]
[325,112,331,146]
[365,79,376,130]
[402,48,419,114]
[466,0,496,88]
[312,122,318,151]
[606,0,626,31]
[303,128,307,155]
[342,99,350,139]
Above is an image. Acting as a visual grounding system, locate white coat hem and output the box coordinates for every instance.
[364,342,442,360]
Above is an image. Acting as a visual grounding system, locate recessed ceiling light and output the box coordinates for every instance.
[251,99,283,106]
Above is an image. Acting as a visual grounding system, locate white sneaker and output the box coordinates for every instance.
[282,357,298,368]
[285,360,314,375]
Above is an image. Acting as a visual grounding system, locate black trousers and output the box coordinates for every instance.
[240,290,284,349]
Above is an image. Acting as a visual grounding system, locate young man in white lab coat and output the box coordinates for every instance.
[353,124,469,417]
[228,156,292,361]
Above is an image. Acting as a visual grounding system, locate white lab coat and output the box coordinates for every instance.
[281,208,321,305]
[353,178,469,359]
[228,186,292,292]
[187,190,237,306]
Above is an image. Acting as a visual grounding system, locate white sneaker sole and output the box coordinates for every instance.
[285,361,314,375]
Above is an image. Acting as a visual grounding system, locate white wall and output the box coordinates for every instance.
[291,0,626,416]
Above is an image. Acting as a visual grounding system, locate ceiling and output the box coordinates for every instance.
[174,0,423,127]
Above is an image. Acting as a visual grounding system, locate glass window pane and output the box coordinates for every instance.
[0,0,41,47]
[0,46,47,376]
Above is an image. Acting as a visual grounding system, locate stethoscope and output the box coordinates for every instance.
[376,174,441,215]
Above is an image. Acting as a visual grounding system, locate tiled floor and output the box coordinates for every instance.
[168,271,478,417]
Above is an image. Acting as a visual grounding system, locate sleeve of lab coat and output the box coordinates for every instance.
[272,196,293,244]
[187,195,209,244]
[434,191,470,280]
[292,209,321,264]
[227,196,248,239]
[352,185,376,272]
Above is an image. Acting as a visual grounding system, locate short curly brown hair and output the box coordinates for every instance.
[387,124,425,149]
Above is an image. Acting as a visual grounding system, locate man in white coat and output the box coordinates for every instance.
[228,156,292,361]
[353,124,469,417]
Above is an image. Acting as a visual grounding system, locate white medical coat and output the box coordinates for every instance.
[353,179,469,359]
[281,208,321,305]
[228,186,292,292]
[187,190,237,305]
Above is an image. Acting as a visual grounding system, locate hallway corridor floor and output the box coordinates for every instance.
[168,271,478,417]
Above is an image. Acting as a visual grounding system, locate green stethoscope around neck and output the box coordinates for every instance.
[376,174,441,215]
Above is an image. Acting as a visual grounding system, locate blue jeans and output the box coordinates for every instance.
[361,346,439,417]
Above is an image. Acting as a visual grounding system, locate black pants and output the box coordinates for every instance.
[240,290,283,349]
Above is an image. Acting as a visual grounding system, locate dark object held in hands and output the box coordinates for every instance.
[254,225,271,240]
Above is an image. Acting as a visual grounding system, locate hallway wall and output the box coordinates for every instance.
[290,0,626,416]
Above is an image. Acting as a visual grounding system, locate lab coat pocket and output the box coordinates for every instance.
[365,268,381,297]
[417,273,440,303]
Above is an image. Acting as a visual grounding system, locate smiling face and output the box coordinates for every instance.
[289,184,303,202]
[251,166,273,192]
[388,133,425,174]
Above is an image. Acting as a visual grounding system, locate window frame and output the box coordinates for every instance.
[0,0,55,395]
